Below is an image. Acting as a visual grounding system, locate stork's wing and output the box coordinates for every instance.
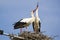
[13,21,27,29]
[13,18,33,29]
[38,21,41,32]
[32,22,35,31]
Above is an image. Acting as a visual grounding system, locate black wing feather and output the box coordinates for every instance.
[38,21,41,32]
[32,22,35,31]
[14,21,27,29]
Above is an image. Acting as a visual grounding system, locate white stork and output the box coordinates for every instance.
[13,10,35,31]
[32,3,41,33]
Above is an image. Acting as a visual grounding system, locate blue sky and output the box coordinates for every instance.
[0,0,60,40]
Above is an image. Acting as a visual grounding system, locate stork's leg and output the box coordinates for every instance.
[20,28,22,33]
[26,27,28,31]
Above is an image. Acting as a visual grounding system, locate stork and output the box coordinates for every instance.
[32,3,41,33]
[13,10,35,32]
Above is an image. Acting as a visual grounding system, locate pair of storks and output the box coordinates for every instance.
[13,3,41,33]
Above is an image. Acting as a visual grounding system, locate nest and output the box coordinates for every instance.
[11,31,53,40]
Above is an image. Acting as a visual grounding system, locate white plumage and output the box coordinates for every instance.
[32,3,41,33]
[20,18,34,23]
[13,10,35,29]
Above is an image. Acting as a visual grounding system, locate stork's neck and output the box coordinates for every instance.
[31,11,34,18]
[36,8,39,18]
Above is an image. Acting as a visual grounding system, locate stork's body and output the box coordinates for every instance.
[33,17,41,33]
[32,3,41,33]
[13,11,35,29]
